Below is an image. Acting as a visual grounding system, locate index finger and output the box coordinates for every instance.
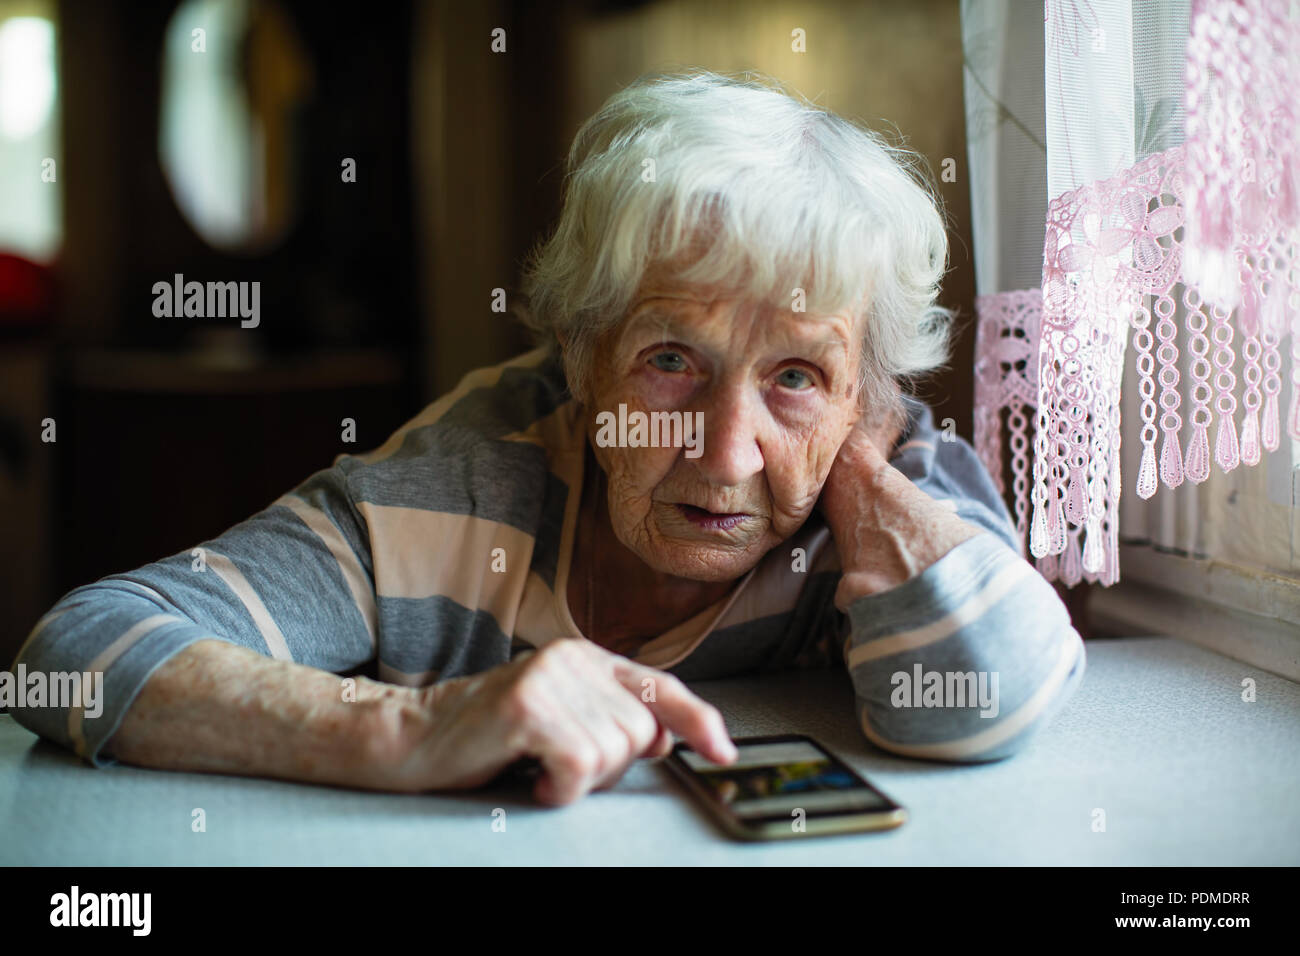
[609,657,737,764]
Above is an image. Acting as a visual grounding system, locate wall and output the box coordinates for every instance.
[415,0,977,435]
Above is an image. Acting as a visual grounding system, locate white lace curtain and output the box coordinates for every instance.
[963,0,1300,587]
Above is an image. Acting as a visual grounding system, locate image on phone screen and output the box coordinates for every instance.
[667,734,906,840]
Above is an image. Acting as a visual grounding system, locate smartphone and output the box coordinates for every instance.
[664,733,907,841]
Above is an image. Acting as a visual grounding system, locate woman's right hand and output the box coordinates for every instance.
[372,638,738,804]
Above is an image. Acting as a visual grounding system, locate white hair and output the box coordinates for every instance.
[518,68,954,432]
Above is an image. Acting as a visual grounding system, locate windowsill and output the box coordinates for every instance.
[1088,544,1300,682]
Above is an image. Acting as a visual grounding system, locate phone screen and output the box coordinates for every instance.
[672,735,900,825]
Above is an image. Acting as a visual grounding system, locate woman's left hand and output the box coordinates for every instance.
[816,410,905,524]
[817,405,986,600]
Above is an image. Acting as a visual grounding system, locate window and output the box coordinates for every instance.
[0,0,60,262]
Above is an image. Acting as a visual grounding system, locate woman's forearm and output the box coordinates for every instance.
[103,639,412,789]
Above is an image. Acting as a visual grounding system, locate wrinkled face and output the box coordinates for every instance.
[582,272,867,582]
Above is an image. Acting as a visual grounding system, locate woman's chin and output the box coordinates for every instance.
[637,532,770,582]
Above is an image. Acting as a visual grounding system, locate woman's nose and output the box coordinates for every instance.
[693,385,764,487]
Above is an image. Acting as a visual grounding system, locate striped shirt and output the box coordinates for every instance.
[8,346,1085,767]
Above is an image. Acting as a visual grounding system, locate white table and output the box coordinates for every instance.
[1,636,1297,865]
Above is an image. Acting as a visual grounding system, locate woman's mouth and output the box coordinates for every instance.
[675,503,750,531]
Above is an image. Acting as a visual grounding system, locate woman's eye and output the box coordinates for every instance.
[650,351,687,373]
[777,367,814,390]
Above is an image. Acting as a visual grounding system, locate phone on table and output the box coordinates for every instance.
[664,733,906,841]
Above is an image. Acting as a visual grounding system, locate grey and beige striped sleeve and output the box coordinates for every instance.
[7,462,378,767]
[838,398,1087,762]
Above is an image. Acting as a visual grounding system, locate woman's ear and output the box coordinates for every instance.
[555,330,590,406]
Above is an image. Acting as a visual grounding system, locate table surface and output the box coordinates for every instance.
[2,635,1297,865]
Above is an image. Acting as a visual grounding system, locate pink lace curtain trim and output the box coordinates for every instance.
[974,0,1300,587]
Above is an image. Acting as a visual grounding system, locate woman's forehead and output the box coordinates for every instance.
[622,298,858,356]
[620,260,863,354]
[630,268,735,307]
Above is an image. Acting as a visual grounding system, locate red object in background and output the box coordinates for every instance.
[0,253,55,326]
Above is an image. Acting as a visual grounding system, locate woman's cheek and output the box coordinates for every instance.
[760,461,812,526]
[627,365,697,409]
[598,442,670,501]
[780,483,823,529]
[768,438,835,523]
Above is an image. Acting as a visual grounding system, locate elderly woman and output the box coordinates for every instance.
[10,70,1084,805]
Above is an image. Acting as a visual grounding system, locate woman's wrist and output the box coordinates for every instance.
[349,677,439,788]
[825,460,985,602]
